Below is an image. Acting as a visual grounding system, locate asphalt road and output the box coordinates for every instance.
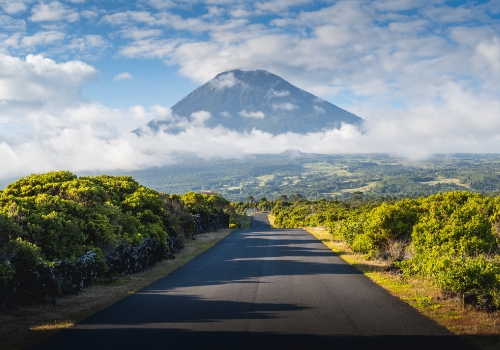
[32,214,474,350]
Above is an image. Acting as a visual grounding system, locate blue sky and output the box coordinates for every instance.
[0,0,500,178]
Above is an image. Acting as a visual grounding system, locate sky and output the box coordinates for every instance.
[1,0,500,180]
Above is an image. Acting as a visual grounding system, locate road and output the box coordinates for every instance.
[32,213,474,350]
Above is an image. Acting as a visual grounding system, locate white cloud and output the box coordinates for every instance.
[475,36,500,76]
[119,27,163,40]
[0,53,98,109]
[117,38,179,59]
[64,35,111,58]
[30,1,79,22]
[239,110,265,118]
[0,15,26,31]
[190,110,211,125]
[313,105,324,113]
[221,111,231,117]
[210,72,238,89]
[113,72,133,81]
[272,102,298,111]
[0,0,31,14]
[255,0,312,14]
[145,0,176,10]
[81,10,99,20]
[269,89,289,97]
[100,11,158,26]
[21,31,65,47]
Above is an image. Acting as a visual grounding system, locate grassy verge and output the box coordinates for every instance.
[242,215,252,229]
[0,229,234,350]
[303,227,500,350]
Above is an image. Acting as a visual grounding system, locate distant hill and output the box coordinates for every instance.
[105,153,500,202]
[139,69,363,134]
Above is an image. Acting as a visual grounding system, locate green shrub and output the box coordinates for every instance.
[351,234,373,254]
[12,238,43,268]
[412,192,497,256]
[0,260,14,292]
[363,199,420,253]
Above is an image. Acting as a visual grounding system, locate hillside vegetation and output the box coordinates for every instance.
[0,171,233,307]
[272,191,500,309]
[119,153,500,202]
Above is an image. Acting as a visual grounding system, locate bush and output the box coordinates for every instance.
[363,200,420,254]
[0,171,232,307]
[0,260,14,293]
[351,234,373,254]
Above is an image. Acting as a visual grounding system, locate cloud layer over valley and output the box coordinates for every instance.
[1,1,500,179]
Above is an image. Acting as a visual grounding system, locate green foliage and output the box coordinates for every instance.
[271,190,500,304]
[363,199,420,254]
[0,171,202,265]
[3,171,77,198]
[0,214,23,260]
[12,238,43,268]
[181,192,216,216]
[0,260,14,292]
[351,234,373,254]
[412,192,496,256]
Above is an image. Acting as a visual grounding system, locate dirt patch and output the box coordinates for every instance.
[0,229,234,350]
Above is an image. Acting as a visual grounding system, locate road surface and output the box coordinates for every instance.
[32,213,474,349]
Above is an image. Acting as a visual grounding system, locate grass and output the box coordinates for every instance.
[420,177,470,188]
[242,215,252,229]
[303,227,500,350]
[0,229,234,350]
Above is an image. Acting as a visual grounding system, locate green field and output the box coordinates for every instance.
[105,153,500,201]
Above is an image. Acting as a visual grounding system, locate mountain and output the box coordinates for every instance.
[141,69,363,134]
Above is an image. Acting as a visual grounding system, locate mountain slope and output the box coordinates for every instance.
[143,69,363,134]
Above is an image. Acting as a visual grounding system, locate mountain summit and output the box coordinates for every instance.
[143,69,363,134]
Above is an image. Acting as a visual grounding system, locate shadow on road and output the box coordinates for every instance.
[34,328,475,350]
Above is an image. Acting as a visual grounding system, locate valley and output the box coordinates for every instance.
[116,152,500,201]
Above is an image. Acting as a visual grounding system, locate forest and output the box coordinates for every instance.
[0,171,235,308]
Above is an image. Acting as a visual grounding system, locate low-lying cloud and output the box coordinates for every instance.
[2,51,500,181]
[209,72,238,90]
[238,110,265,119]
[3,92,500,181]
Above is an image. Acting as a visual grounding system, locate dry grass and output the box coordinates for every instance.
[304,227,500,350]
[0,229,234,350]
[242,215,252,229]
[267,214,275,227]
